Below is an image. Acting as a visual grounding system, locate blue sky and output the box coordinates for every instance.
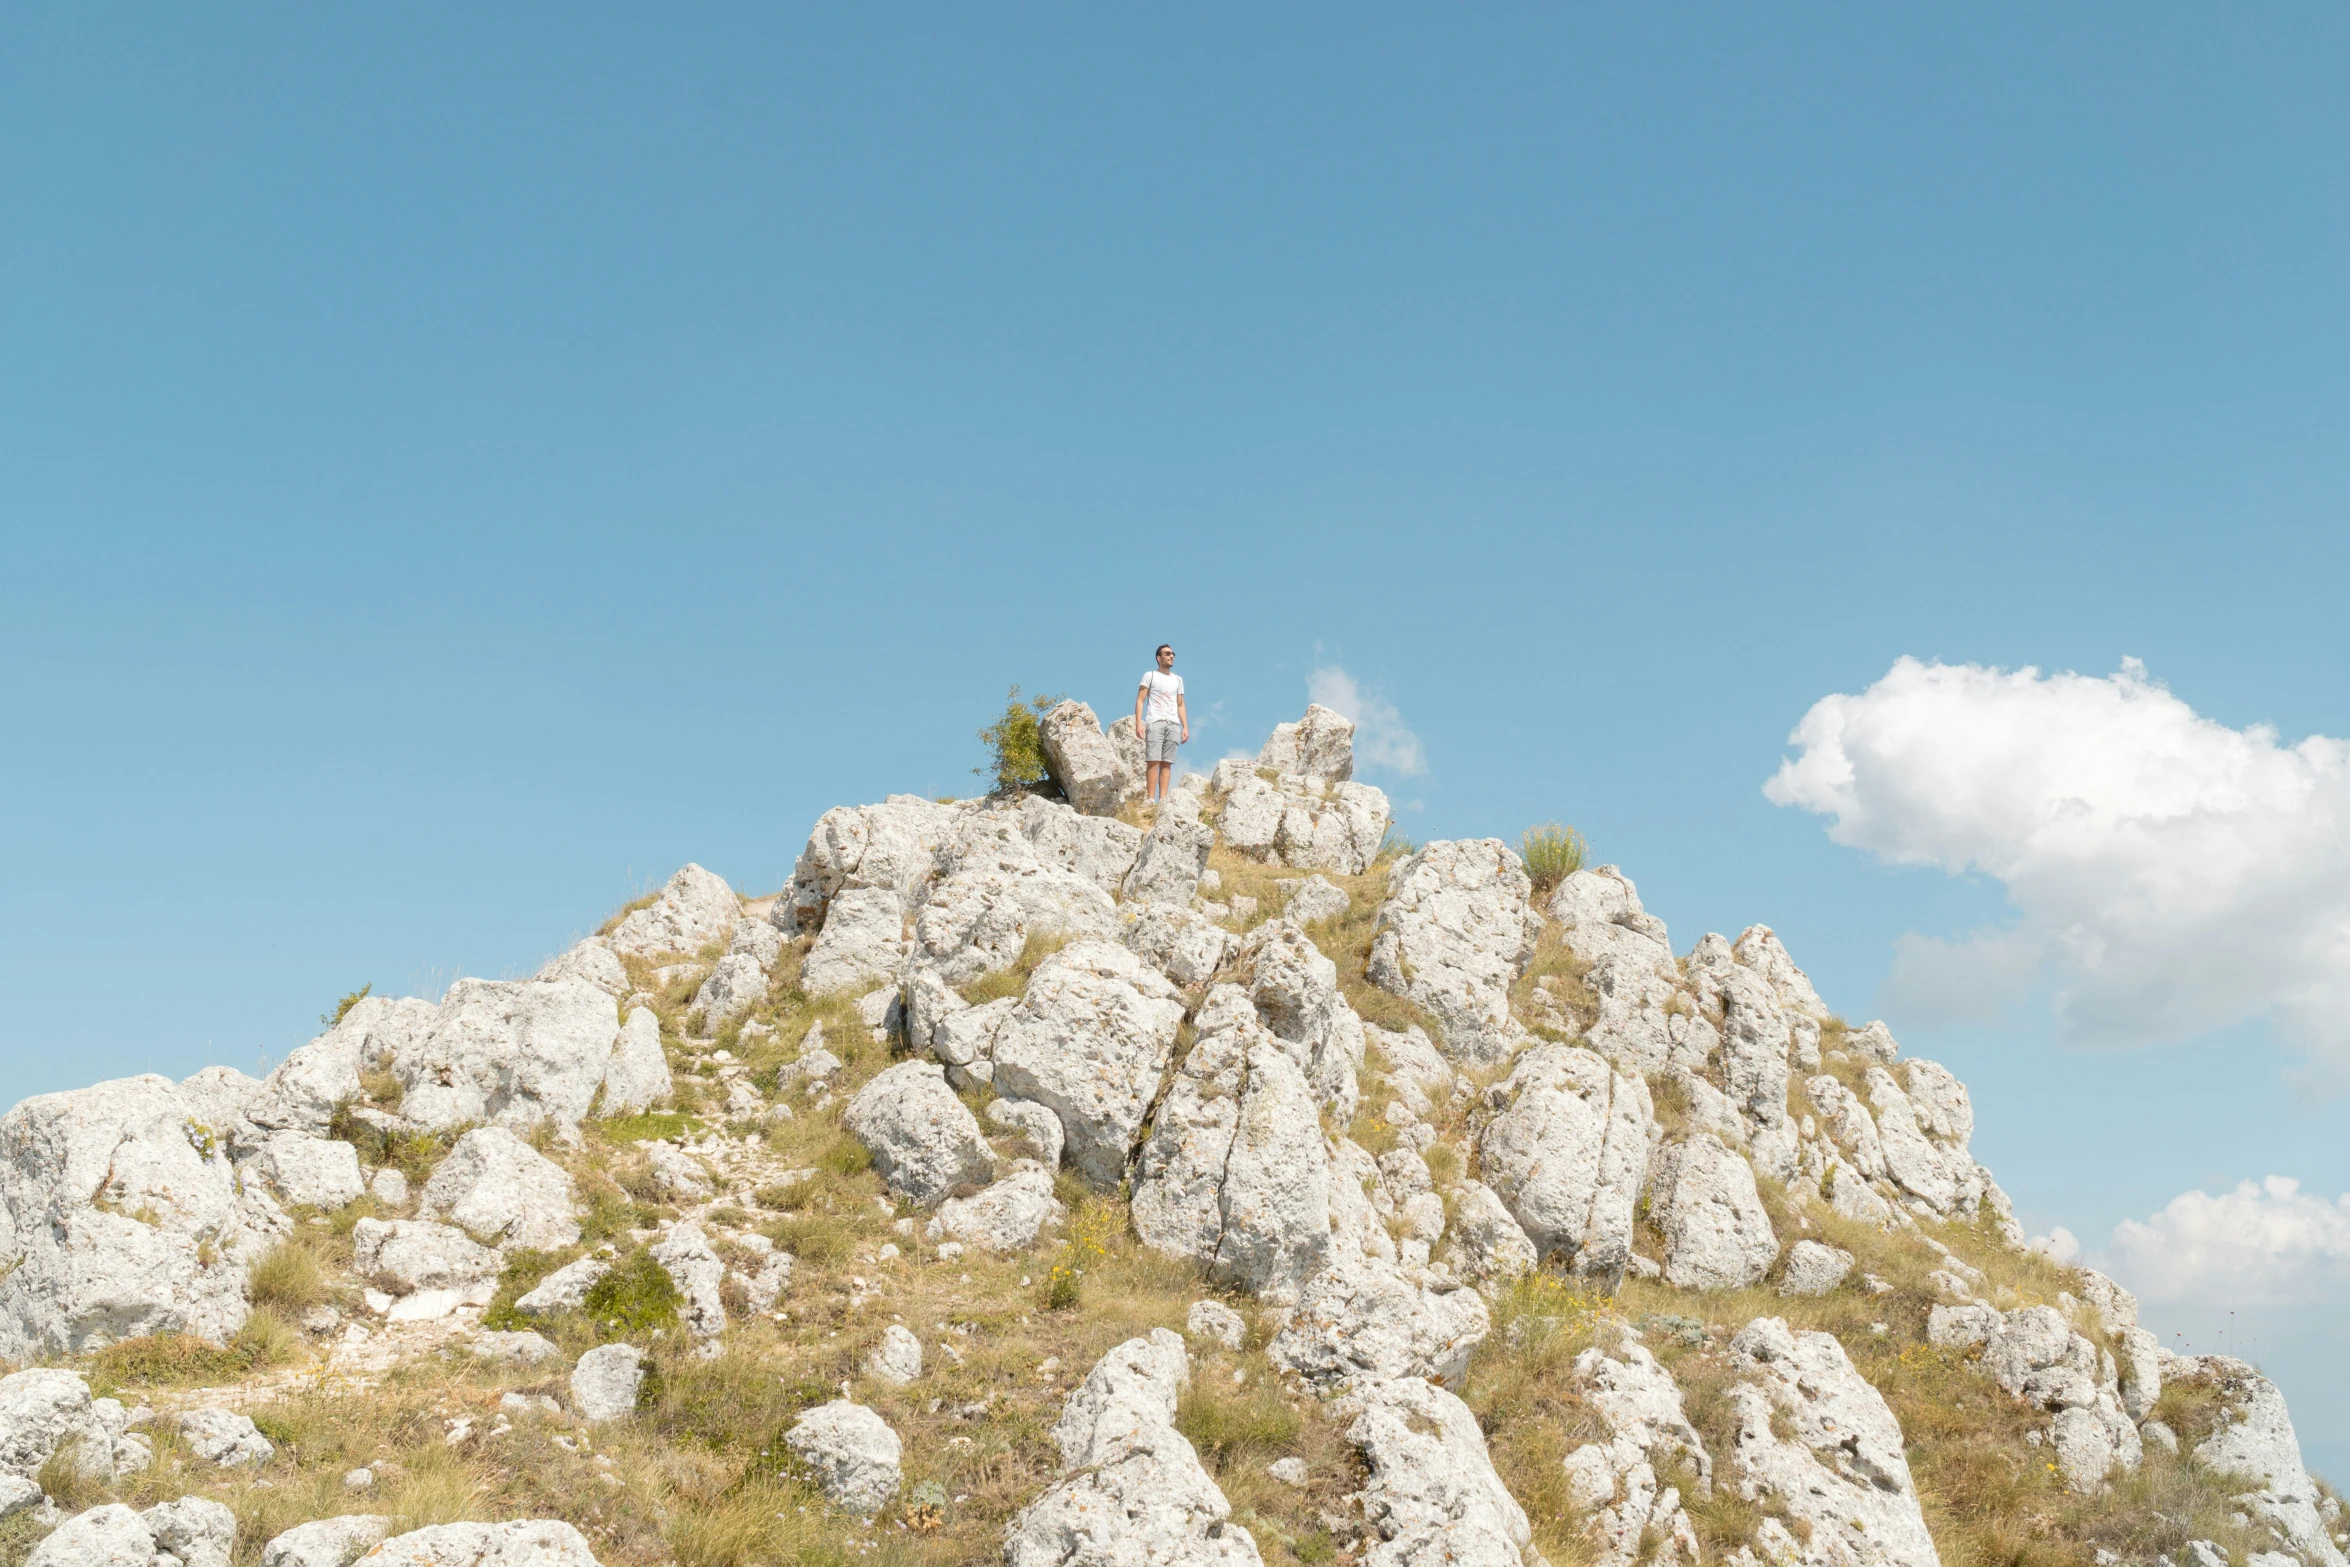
[7,4,2350,1469]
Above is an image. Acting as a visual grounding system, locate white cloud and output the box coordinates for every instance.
[1309,666,1428,777]
[2026,1227,2082,1265]
[2102,1177,2350,1305]
[1766,656,2350,1078]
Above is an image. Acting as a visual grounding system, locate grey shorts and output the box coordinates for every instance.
[1145,721,1181,762]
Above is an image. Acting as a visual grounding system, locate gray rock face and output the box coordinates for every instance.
[472,1330,562,1366]
[352,1520,604,1567]
[243,1133,366,1210]
[391,978,623,1132]
[1187,1300,1247,1351]
[1268,1258,1490,1390]
[800,886,908,996]
[1234,921,1366,1117]
[1123,905,1237,988]
[785,797,957,935]
[786,1401,902,1516]
[247,998,435,1138]
[924,1165,1062,1252]
[692,923,774,1027]
[905,812,1123,989]
[1038,701,1140,818]
[1132,988,1332,1303]
[1281,875,1351,927]
[985,1098,1065,1171]
[1724,1318,1940,1567]
[516,1256,611,1317]
[534,939,630,998]
[0,1074,288,1359]
[1730,926,1830,1020]
[1366,840,1539,1063]
[178,1408,274,1466]
[1004,1330,1260,1567]
[1547,867,1675,976]
[1650,1136,1777,1291]
[1476,1044,1652,1281]
[1124,797,1216,908]
[144,1499,242,1567]
[570,1344,644,1422]
[1346,1376,1533,1567]
[419,1128,580,1251]
[1017,795,1143,894]
[608,864,739,959]
[1779,1241,1855,1297]
[1440,1182,1537,1292]
[260,1516,393,1567]
[0,1369,148,1483]
[842,1062,995,1208]
[866,1324,923,1385]
[27,1504,156,1567]
[351,1219,501,1295]
[649,1222,726,1338]
[989,941,1187,1189]
[1259,705,1356,788]
[1220,774,1391,877]
[1563,1337,1711,1567]
[598,1008,670,1117]
[1716,965,1798,1182]
[176,1067,267,1139]
[2187,1357,2346,1567]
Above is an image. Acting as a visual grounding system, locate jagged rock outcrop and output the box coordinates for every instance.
[1038,700,1141,818]
[0,1368,152,1483]
[1123,905,1237,988]
[1132,988,1331,1302]
[649,1222,726,1338]
[1268,1257,1489,1389]
[1004,1330,1261,1567]
[2180,1359,2344,1567]
[419,1128,579,1251]
[989,941,1186,1189]
[1231,920,1366,1117]
[1124,793,1215,908]
[598,1007,670,1115]
[261,1515,392,1567]
[1724,1318,1940,1567]
[1440,1181,1537,1290]
[353,1520,605,1567]
[1650,1135,1777,1290]
[1344,1375,1534,1567]
[1216,713,1388,875]
[0,1075,288,1359]
[1564,1335,1710,1567]
[925,1165,1061,1252]
[535,939,629,998]
[1259,705,1356,787]
[1476,1043,1652,1281]
[692,917,785,1026]
[243,1132,366,1210]
[1919,1303,2140,1493]
[391,978,627,1132]
[607,864,739,959]
[352,1219,500,1298]
[1366,840,1539,1064]
[1281,874,1350,926]
[842,1062,995,1208]
[30,1499,238,1567]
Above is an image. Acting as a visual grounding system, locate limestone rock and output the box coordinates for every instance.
[1715,964,1798,1181]
[786,1402,902,1516]
[842,1062,995,1208]
[0,1074,288,1359]
[1650,1136,1777,1291]
[141,1499,237,1567]
[535,939,630,998]
[391,978,622,1132]
[351,1219,500,1295]
[1004,1330,1259,1567]
[989,941,1186,1189]
[642,1142,711,1201]
[516,1256,611,1317]
[1548,867,1675,977]
[866,1325,922,1385]
[419,1128,579,1251]
[28,1506,162,1567]
[1281,875,1351,927]
[1724,1318,1939,1567]
[1124,798,1216,908]
[244,1133,366,1210]
[1268,1257,1490,1390]
[1123,905,1237,988]
[1366,1024,1452,1119]
[0,1369,147,1482]
[178,1408,274,1466]
[1038,701,1139,818]
[175,1067,266,1139]
[800,886,908,996]
[354,1521,603,1567]
[1018,795,1143,894]
[261,1517,392,1567]
[784,797,957,933]
[1778,1241,1854,1297]
[1231,922,1366,1118]
[1259,705,1356,788]
[1366,840,1539,1063]
[2188,1357,2346,1567]
[692,922,775,1026]
[906,812,1122,988]
[1132,988,1332,1303]
[1730,926,1830,1020]
[924,1166,1061,1252]
[608,865,739,959]
[1345,1375,1533,1567]
[247,998,434,1138]
[649,1223,726,1338]
[1440,1181,1537,1291]
[597,1008,670,1117]
[570,1345,644,1422]
[1477,1043,1652,1281]
[1187,1300,1246,1351]
[1220,773,1390,877]
[985,1098,1065,1172]
[472,1331,561,1366]
[1571,1338,1713,1483]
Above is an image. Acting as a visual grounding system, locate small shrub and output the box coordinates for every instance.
[597,1110,702,1144]
[321,983,374,1028]
[89,1332,252,1388]
[1518,823,1588,896]
[247,1240,325,1312]
[975,685,1067,796]
[582,1251,682,1338]
[1042,1199,1120,1312]
[234,1305,300,1366]
[1376,825,1418,865]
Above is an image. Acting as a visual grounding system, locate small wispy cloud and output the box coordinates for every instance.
[2100,1177,2350,1306]
[1309,666,1427,777]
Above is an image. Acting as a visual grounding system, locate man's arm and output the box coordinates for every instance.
[1177,689,1189,744]
[1135,680,1149,740]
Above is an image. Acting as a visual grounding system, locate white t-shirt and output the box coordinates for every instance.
[1140,670,1184,725]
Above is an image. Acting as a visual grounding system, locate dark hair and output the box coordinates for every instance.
[1156,644,1173,657]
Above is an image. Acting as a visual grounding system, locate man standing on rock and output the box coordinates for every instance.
[1134,644,1188,803]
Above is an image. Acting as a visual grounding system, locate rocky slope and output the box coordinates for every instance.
[0,697,2338,1567]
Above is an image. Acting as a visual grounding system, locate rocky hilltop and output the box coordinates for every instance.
[0,698,2338,1567]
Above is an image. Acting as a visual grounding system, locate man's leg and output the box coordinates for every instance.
[1146,760,1168,800]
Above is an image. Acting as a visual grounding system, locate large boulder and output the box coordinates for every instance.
[906,813,1122,988]
[597,1008,670,1117]
[781,796,957,934]
[1345,1376,1535,1567]
[649,1222,726,1338]
[418,1128,579,1251]
[1730,926,1830,1020]
[608,864,739,959]
[1123,795,1216,908]
[989,942,1187,1189]
[924,1166,1062,1252]
[1268,1258,1490,1390]
[30,1500,240,1567]
[261,1517,393,1567]
[534,939,629,997]
[1477,1044,1652,1282]
[0,1368,150,1482]
[799,886,908,997]
[390,978,622,1132]
[351,1521,604,1567]
[1650,1136,1777,1291]
[1258,705,1356,788]
[1132,988,1332,1303]
[243,1133,366,1210]
[2189,1357,2346,1567]
[1863,1065,1987,1219]
[350,1219,500,1295]
[1004,1330,1260,1567]
[1017,795,1144,894]
[1366,841,1539,1064]
[570,1345,644,1423]
[842,1062,995,1208]
[1037,701,1139,818]
[1233,922,1366,1118]
[692,919,784,1026]
[1219,774,1390,876]
[243,995,436,1138]
[786,1402,902,1516]
[1722,1319,1939,1567]
[1547,866,1675,976]
[0,1075,288,1359]
[1715,965,1798,1182]
[176,1067,266,1137]
[1123,905,1237,988]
